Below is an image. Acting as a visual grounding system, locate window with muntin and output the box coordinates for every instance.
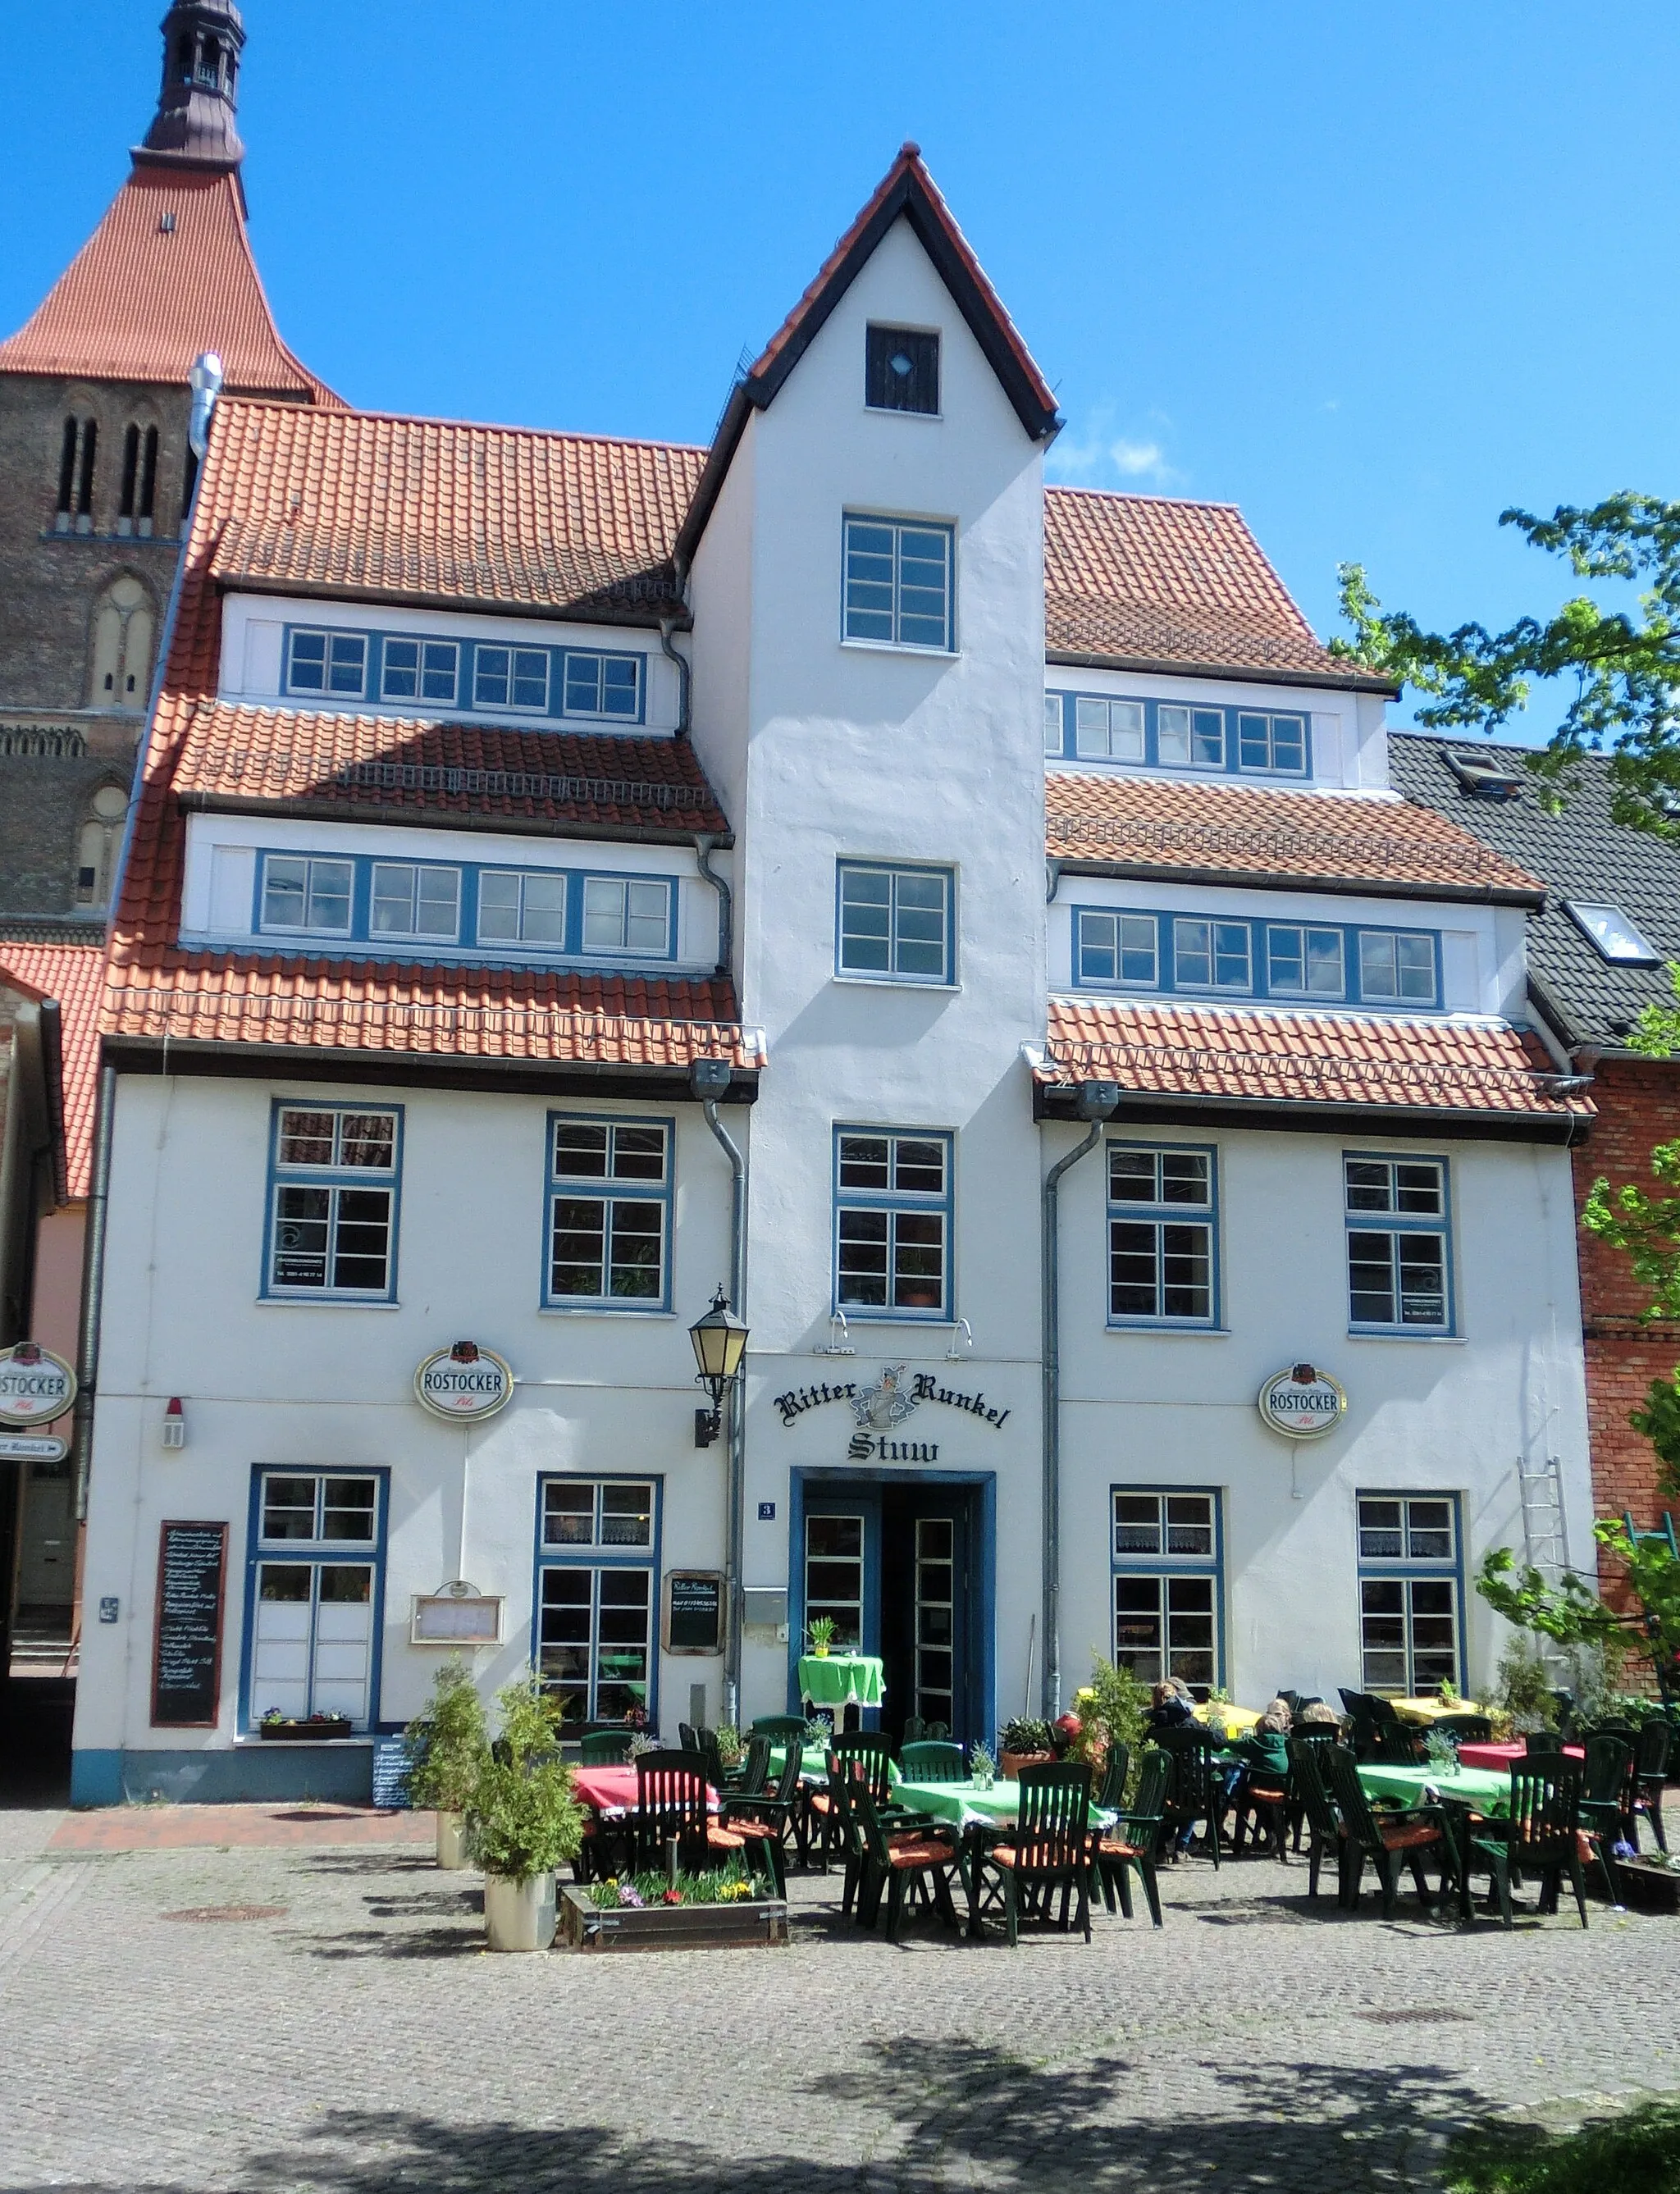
[1344,1156,1451,1334]
[265,1105,400,1302]
[837,861,953,983]
[834,1129,952,1319]
[842,515,954,650]
[1108,1145,1217,1325]
[1111,1487,1222,1699]
[546,1118,671,1310]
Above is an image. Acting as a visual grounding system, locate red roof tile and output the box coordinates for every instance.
[104,957,761,1071]
[170,704,729,836]
[1041,997,1591,1123]
[207,401,705,618]
[1046,771,1544,902]
[0,166,337,401]
[1045,488,1379,683]
[0,942,108,1198]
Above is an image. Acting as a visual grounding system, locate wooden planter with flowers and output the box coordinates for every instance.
[559,1881,788,1951]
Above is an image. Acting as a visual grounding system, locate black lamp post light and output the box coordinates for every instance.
[688,1286,748,1448]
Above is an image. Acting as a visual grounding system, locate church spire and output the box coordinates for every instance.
[137,2,246,171]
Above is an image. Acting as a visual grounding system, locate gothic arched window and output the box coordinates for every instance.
[90,575,157,710]
[55,415,98,534]
[75,784,129,912]
[117,423,161,538]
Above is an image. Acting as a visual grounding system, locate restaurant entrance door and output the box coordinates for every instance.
[792,1471,994,1749]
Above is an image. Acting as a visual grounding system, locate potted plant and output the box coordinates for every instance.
[806,1616,837,1659]
[465,1675,584,1951]
[258,1708,354,1740]
[404,1658,489,1870]
[969,1740,998,1790]
[998,1716,1054,1779]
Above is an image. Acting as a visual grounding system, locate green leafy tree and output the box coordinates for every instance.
[404,1657,489,1815]
[464,1674,582,1883]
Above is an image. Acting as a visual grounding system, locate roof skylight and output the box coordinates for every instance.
[1565,901,1662,965]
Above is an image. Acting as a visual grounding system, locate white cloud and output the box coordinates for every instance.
[1047,408,1179,488]
[1110,438,1166,478]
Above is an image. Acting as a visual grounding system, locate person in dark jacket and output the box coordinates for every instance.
[1145,1680,1195,1737]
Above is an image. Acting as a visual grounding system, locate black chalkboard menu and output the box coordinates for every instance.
[665,1570,723,1655]
[151,1521,227,1726]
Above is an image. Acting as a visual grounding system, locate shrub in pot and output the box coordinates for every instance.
[404,1658,489,1869]
[998,1716,1054,1779]
[466,1676,583,1951]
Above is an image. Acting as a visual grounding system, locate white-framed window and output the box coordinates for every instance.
[473,644,550,712]
[478,869,567,946]
[842,514,954,650]
[247,1468,384,1731]
[1236,711,1307,773]
[1266,924,1345,998]
[546,1117,671,1310]
[537,1476,657,1725]
[260,854,353,935]
[562,651,641,719]
[1112,1487,1222,1700]
[1357,1493,1460,1694]
[1358,930,1437,1005]
[805,1512,865,1651]
[1043,693,1066,757]
[837,861,953,983]
[285,629,367,698]
[1075,697,1145,762]
[370,862,461,941]
[265,1105,400,1302]
[1076,910,1159,988]
[1173,916,1252,992]
[834,1128,952,1319]
[1108,1144,1217,1325]
[1344,1156,1452,1334]
[581,876,672,956]
[381,636,459,706]
[1157,705,1226,768]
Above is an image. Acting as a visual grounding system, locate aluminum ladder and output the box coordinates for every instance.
[1518,1455,1572,1581]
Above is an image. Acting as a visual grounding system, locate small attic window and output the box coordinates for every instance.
[1565,901,1662,965]
[1446,751,1526,799]
[866,326,939,416]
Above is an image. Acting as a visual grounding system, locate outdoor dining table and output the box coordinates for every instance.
[1456,1740,1584,1773]
[1390,1695,1486,1726]
[1192,1703,1262,1737]
[570,1764,721,1816]
[893,1777,1118,1935]
[797,1653,886,1711]
[1357,1759,1513,1925]
[769,1742,902,1785]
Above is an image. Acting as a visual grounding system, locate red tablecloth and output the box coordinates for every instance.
[570,1764,720,1814]
[1456,1740,1585,1772]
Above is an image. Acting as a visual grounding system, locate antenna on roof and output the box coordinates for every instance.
[188,352,223,458]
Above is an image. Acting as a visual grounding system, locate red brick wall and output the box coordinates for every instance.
[1573,1056,1680,1530]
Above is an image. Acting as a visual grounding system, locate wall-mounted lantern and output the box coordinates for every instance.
[688,1286,748,1448]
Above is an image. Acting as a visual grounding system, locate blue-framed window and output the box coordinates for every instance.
[285,628,367,699]
[1111,1486,1224,1700]
[833,1127,952,1320]
[262,1103,401,1302]
[251,850,676,964]
[1108,1143,1218,1327]
[1045,691,1312,779]
[1344,1154,1452,1334]
[1071,907,1441,1010]
[244,1467,387,1732]
[545,1115,672,1311]
[1357,1492,1462,1694]
[536,1475,660,1726]
[837,860,954,983]
[842,514,954,650]
[277,623,646,723]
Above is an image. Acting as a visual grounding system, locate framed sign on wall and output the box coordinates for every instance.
[664,1571,724,1656]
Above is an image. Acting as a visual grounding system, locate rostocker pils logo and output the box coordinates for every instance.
[849,1366,920,1432]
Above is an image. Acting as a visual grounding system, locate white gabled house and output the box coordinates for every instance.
[70,147,1594,1801]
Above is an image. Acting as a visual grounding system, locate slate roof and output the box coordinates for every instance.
[1039,997,1591,1125]
[1045,770,1545,903]
[1043,490,1381,686]
[1389,733,1680,1049]
[0,166,337,401]
[0,941,108,1198]
[169,704,729,837]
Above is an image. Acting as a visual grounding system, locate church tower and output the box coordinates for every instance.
[0,3,337,934]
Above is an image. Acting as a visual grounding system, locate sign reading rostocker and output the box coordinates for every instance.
[0,1342,76,1427]
[1258,1362,1348,1441]
[413,1341,514,1421]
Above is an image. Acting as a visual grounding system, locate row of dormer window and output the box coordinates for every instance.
[1070,908,1440,1007]
[1045,691,1311,778]
[281,624,646,721]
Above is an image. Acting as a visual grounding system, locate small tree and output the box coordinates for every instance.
[465,1675,583,1884]
[404,1658,488,1816]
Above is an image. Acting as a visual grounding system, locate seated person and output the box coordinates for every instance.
[1220,1696,1293,1813]
[1145,1680,1196,1737]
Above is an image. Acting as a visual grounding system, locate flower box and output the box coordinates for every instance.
[259,1716,354,1741]
[558,1883,788,1951]
[1611,1855,1680,1913]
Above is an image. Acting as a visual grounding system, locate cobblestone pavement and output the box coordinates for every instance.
[3,1812,1678,2192]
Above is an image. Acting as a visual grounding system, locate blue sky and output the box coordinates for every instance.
[6,3,1677,742]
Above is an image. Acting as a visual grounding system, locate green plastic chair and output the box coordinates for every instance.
[1319,1744,1449,1918]
[847,1779,963,1940]
[719,1740,806,1897]
[1579,1734,1635,1857]
[1464,1758,1591,1928]
[1636,1718,1672,1852]
[1093,1749,1168,1926]
[751,1715,810,1745]
[579,1730,632,1766]
[900,1740,965,1780]
[1285,1736,1344,1902]
[725,1731,772,1798]
[1093,1741,1131,1816]
[970,1763,1095,1946]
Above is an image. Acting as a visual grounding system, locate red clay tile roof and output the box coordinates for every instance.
[1040,997,1592,1123]
[103,958,762,1071]
[1046,771,1545,903]
[170,704,729,837]
[0,942,108,1197]
[0,167,337,402]
[1045,488,1381,685]
[208,400,705,619]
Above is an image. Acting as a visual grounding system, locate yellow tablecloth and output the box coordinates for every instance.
[1390,1695,1484,1726]
[1192,1703,1262,1736]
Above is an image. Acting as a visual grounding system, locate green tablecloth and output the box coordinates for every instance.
[895,1777,1112,1831]
[797,1653,885,1708]
[769,1743,901,1786]
[1357,1763,1512,1816]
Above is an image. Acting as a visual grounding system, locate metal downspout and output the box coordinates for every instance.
[72,1064,117,1523]
[694,837,733,981]
[1040,1082,1120,1718]
[692,1061,747,1724]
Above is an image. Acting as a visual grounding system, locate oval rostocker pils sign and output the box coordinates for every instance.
[1258,1362,1347,1441]
[0,1342,77,1427]
[414,1341,514,1421]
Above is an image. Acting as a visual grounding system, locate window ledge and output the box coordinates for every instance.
[1344,1330,1464,1345]
[257,1297,402,1311]
[862,406,944,422]
[232,1734,374,1748]
[833,1314,956,1328]
[1107,1323,1230,1338]
[838,639,957,660]
[537,1306,676,1320]
[832,975,960,993]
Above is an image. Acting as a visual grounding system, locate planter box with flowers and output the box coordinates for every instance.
[259,1711,354,1740]
[560,1865,788,1951]
[1609,1849,1680,1913]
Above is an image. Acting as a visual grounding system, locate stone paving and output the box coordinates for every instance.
[2,1804,1678,2192]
